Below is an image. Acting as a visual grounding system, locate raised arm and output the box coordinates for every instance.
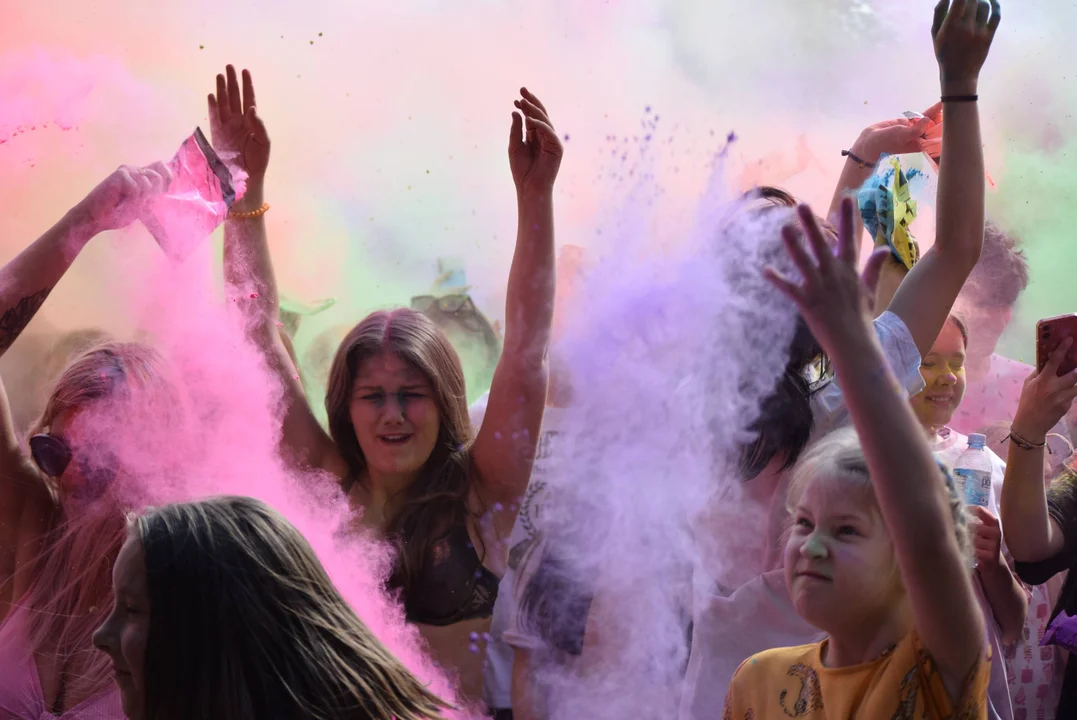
[212,65,345,478]
[766,199,984,698]
[0,165,169,597]
[887,0,1000,356]
[826,106,939,267]
[471,88,561,529]
[999,339,1077,562]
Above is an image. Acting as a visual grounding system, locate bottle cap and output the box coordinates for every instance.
[968,433,986,450]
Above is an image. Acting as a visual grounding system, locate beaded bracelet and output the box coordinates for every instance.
[1009,429,1047,451]
[229,202,270,220]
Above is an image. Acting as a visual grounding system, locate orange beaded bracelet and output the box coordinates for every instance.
[229,202,270,220]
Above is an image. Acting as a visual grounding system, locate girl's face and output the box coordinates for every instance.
[350,352,441,478]
[92,533,149,720]
[784,475,904,636]
[910,320,967,431]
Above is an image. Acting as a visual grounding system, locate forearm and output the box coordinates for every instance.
[831,327,983,662]
[873,258,909,316]
[935,79,985,271]
[832,333,957,548]
[827,161,870,258]
[0,208,96,356]
[503,192,555,359]
[1000,443,1061,561]
[977,562,1028,646]
[223,180,279,343]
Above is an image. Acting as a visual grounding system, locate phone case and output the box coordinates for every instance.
[1037,314,1077,376]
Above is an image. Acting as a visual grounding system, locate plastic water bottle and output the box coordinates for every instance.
[954,433,992,508]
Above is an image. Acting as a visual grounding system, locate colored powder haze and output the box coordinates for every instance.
[1,0,1075,715]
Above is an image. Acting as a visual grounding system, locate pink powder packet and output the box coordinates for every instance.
[141,127,235,262]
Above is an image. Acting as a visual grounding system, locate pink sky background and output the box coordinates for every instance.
[2,0,1071,341]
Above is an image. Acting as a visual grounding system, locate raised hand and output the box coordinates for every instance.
[853,103,942,164]
[932,0,1001,92]
[1012,338,1077,444]
[509,88,563,198]
[74,164,172,235]
[208,65,270,190]
[763,198,891,356]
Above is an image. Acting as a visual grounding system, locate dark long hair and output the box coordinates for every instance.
[137,496,451,720]
[737,187,832,479]
[323,309,477,599]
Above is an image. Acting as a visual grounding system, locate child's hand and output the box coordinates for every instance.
[932,0,1002,94]
[763,198,890,358]
[509,88,563,199]
[1012,338,1077,445]
[968,505,1004,570]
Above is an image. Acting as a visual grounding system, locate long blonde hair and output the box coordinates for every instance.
[324,309,477,598]
[136,496,452,720]
[23,341,168,701]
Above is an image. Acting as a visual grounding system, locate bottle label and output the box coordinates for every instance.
[954,468,991,507]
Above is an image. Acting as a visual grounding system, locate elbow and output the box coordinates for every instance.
[935,233,983,277]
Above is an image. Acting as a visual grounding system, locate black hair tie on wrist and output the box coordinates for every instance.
[841,150,875,169]
[941,95,979,103]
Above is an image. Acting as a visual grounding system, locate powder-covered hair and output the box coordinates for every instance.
[738,186,831,479]
[961,222,1030,309]
[135,496,451,720]
[945,314,969,349]
[786,427,971,562]
[23,341,169,706]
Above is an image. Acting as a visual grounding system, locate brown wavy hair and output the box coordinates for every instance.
[135,496,451,720]
[324,309,477,598]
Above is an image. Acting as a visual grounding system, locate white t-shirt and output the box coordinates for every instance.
[475,394,574,708]
[680,311,926,720]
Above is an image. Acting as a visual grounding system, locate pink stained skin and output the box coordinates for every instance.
[213,64,558,705]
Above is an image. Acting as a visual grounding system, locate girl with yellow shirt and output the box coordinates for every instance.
[724,200,995,718]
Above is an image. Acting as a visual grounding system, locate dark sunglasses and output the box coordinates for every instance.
[29,433,73,478]
[411,294,476,315]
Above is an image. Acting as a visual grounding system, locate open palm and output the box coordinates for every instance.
[508,87,563,196]
[208,65,270,186]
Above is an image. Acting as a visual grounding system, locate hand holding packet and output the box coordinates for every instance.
[141,128,235,262]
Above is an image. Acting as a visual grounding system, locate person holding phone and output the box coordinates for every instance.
[997,337,1077,719]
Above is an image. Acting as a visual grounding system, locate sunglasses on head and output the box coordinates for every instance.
[411,294,476,315]
[29,433,73,478]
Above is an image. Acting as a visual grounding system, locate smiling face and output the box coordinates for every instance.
[92,532,149,720]
[784,474,903,635]
[350,352,441,479]
[910,319,967,431]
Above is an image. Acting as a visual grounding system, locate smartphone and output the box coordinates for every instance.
[1037,314,1077,376]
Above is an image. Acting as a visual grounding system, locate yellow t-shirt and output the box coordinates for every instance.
[722,631,990,720]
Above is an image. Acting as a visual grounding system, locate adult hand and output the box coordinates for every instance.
[73,163,172,235]
[852,103,942,165]
[968,505,1004,569]
[208,65,270,193]
[763,198,890,356]
[1012,338,1077,444]
[509,88,563,199]
[932,0,1002,93]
